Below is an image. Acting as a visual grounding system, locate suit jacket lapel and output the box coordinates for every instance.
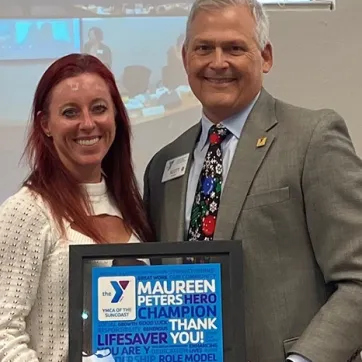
[214,89,278,240]
[162,123,201,242]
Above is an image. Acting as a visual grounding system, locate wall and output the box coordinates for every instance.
[265,0,362,153]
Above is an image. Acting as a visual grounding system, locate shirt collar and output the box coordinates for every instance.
[198,91,260,150]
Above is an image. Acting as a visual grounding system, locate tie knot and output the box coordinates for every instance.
[208,124,230,145]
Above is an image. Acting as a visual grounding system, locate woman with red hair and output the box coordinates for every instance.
[0,53,153,361]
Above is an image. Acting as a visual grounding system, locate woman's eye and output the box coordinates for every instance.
[62,109,78,118]
[93,105,107,114]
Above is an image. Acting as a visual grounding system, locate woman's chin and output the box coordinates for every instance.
[74,153,105,167]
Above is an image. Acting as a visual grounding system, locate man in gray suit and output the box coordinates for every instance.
[143,0,362,361]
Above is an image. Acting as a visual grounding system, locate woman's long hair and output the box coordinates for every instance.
[23,53,154,243]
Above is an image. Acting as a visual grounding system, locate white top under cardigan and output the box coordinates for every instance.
[0,179,142,361]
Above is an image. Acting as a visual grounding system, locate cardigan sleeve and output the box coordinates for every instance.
[0,190,51,361]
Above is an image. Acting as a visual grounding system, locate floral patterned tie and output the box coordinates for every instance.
[185,124,230,263]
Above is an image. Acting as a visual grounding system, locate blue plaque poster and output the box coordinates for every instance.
[91,264,224,362]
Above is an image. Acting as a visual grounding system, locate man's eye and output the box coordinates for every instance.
[230,46,245,53]
[196,45,211,51]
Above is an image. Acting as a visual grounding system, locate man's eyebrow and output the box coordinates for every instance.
[192,38,248,47]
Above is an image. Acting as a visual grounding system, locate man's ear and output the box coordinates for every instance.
[39,111,51,137]
[182,45,188,73]
[262,42,273,74]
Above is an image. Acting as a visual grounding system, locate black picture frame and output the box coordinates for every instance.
[69,240,245,361]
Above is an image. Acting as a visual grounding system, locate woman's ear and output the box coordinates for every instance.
[39,111,51,137]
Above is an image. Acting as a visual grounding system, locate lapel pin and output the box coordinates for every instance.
[256,137,267,148]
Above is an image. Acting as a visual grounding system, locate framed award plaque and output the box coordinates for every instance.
[69,240,245,362]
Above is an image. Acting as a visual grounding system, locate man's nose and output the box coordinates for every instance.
[209,48,229,69]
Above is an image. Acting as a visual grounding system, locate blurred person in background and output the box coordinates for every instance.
[83,27,112,70]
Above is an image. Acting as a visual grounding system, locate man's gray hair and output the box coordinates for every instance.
[185,0,270,49]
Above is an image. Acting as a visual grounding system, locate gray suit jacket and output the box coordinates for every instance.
[143,88,362,362]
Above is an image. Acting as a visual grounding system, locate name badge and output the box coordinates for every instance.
[161,153,189,183]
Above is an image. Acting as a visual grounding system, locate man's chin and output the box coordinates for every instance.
[202,102,240,122]
[204,99,237,111]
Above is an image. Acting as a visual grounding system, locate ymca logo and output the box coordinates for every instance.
[98,276,136,321]
[110,280,130,303]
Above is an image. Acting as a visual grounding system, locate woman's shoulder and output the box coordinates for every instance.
[0,187,59,257]
[0,186,52,226]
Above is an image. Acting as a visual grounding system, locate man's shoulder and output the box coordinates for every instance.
[148,123,200,170]
[273,95,340,128]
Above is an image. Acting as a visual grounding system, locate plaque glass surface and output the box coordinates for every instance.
[69,241,245,362]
